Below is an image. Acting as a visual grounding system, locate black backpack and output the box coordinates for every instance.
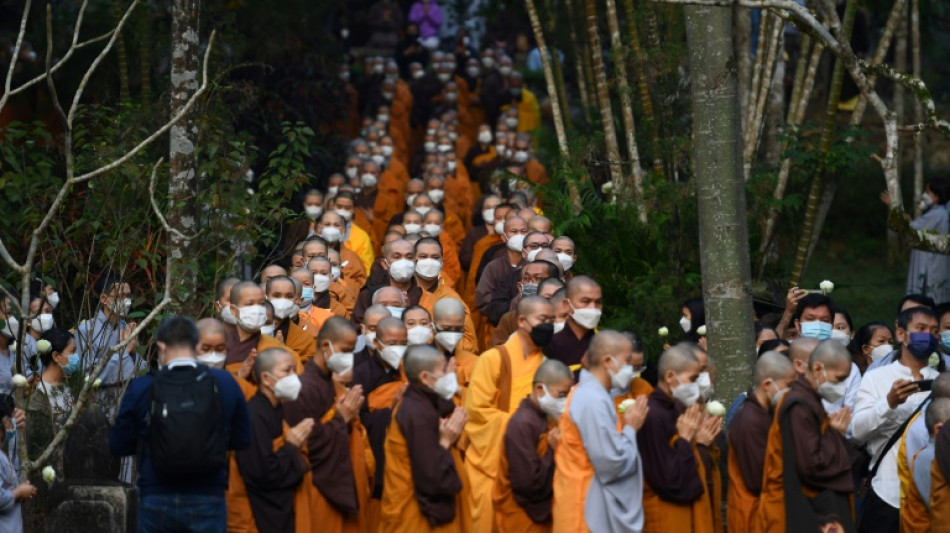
[147,365,227,481]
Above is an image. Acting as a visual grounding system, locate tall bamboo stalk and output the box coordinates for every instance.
[622,0,663,176]
[605,0,646,214]
[525,0,570,158]
[584,0,623,187]
[139,5,152,102]
[763,39,785,166]
[788,0,857,286]
[543,0,571,127]
[743,14,782,180]
[565,0,592,122]
[114,0,130,102]
[912,0,923,211]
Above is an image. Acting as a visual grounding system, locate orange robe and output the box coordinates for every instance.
[930,457,950,531]
[284,319,316,364]
[525,159,549,186]
[300,306,336,336]
[437,232,463,290]
[901,446,931,533]
[341,246,368,290]
[444,209,467,250]
[372,171,406,245]
[464,335,546,533]
[331,281,358,318]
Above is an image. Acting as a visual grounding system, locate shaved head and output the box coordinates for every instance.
[935,373,950,399]
[433,298,465,321]
[754,351,796,384]
[364,304,392,324]
[658,344,701,377]
[404,345,444,384]
[566,275,600,299]
[260,264,288,283]
[926,397,950,434]
[588,330,633,367]
[518,295,552,317]
[808,339,851,367]
[789,337,820,364]
[527,215,552,233]
[253,347,293,383]
[196,317,227,338]
[376,316,406,337]
[230,280,262,306]
[373,286,407,307]
[317,316,358,346]
[533,359,573,385]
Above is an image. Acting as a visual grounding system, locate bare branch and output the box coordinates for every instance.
[2,0,32,102]
[148,158,203,241]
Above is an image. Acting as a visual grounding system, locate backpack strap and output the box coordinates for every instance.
[497,344,512,413]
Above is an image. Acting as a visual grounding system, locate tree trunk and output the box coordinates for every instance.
[114,0,130,102]
[849,0,906,126]
[763,41,785,167]
[889,1,909,263]
[584,0,623,188]
[543,0,571,128]
[565,0,592,122]
[734,6,752,133]
[139,4,152,102]
[525,0,570,158]
[743,12,781,180]
[912,0,923,212]
[605,0,645,215]
[622,0,664,176]
[684,3,757,403]
[168,0,201,309]
[788,0,857,287]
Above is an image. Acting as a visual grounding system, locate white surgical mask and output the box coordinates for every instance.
[408,325,433,345]
[679,316,691,333]
[370,154,386,166]
[334,209,354,221]
[112,297,132,317]
[415,258,443,279]
[321,226,343,243]
[381,145,394,157]
[499,66,512,77]
[304,205,323,219]
[869,343,893,362]
[31,313,54,333]
[47,292,60,308]
[482,57,495,68]
[513,150,529,163]
[432,372,459,400]
[361,173,378,188]
[412,69,425,79]
[406,194,418,208]
[467,66,481,78]
[260,324,276,337]
[817,368,848,404]
[423,223,442,237]
[556,253,574,271]
[570,302,602,330]
[379,343,407,370]
[424,141,437,152]
[538,384,567,419]
[196,351,227,369]
[505,116,518,128]
[313,274,332,293]
[553,321,566,334]
[220,304,238,325]
[671,375,701,406]
[494,221,505,235]
[609,361,635,390]
[478,131,492,144]
[328,186,339,196]
[386,306,405,319]
[270,298,299,320]
[506,234,526,252]
[237,304,268,332]
[326,342,355,375]
[388,259,416,282]
[1,316,18,339]
[696,371,712,398]
[428,189,445,204]
[435,330,463,353]
[495,143,507,155]
[482,208,495,224]
[404,223,422,234]
[272,373,303,401]
[331,266,341,280]
[526,248,542,262]
[346,167,359,179]
[415,206,432,216]
[831,329,851,346]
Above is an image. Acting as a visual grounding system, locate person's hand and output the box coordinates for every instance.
[829,407,851,435]
[622,395,649,432]
[880,191,891,206]
[336,385,364,423]
[275,330,285,345]
[695,415,722,446]
[121,321,139,354]
[887,379,920,409]
[286,418,315,448]
[13,408,25,430]
[676,404,702,442]
[237,349,257,380]
[439,407,467,449]
[13,481,36,501]
[446,356,457,374]
[547,426,561,450]
[785,287,807,315]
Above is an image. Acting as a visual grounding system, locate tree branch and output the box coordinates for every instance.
[148,158,203,241]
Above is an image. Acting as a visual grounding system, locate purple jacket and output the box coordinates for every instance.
[408,1,444,38]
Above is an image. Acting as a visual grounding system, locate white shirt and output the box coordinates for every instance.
[850,359,937,508]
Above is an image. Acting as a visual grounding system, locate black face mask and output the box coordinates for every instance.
[529,323,555,347]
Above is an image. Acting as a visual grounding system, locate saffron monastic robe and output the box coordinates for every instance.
[464,334,545,533]
[552,387,594,533]
[930,423,950,531]
[727,391,770,533]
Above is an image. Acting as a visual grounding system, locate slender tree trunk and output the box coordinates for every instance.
[168,0,201,308]
[605,0,645,215]
[114,0,130,102]
[889,1,909,263]
[849,0,906,126]
[543,0,571,127]
[788,0,857,286]
[622,0,663,176]
[743,12,781,179]
[912,0,923,210]
[139,4,152,102]
[734,6,752,132]
[564,0,592,122]
[763,40,785,166]
[584,0,623,187]
[684,2,756,403]
[525,0,570,158]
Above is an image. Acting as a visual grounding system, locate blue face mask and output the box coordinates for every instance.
[941,330,950,352]
[302,287,314,302]
[800,321,832,341]
[61,353,80,376]
[907,331,939,361]
[386,306,405,319]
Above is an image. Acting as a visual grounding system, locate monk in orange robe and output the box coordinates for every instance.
[283,317,371,533]
[380,345,471,533]
[494,360,573,533]
[464,297,554,533]
[931,416,950,531]
[430,297,479,397]
[265,275,317,363]
[726,352,795,533]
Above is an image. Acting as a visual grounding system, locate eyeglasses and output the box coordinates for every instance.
[523,242,551,251]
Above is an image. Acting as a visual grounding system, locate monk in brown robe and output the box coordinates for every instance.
[492,278,564,348]
[637,344,722,533]
[314,211,370,288]
[305,258,349,318]
[460,195,502,275]
[465,296,554,533]
[235,348,314,533]
[353,316,408,533]
[381,345,470,533]
[283,317,369,533]
[493,360,573,533]
[758,340,857,533]
[931,413,950,531]
[727,352,796,533]
[265,275,316,363]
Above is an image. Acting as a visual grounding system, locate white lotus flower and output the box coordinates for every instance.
[11,374,27,388]
[42,465,56,484]
[819,280,834,295]
[658,326,669,337]
[705,400,726,417]
[35,339,52,354]
[696,325,707,336]
[618,398,637,414]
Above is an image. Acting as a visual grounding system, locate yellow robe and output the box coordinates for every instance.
[345,224,376,274]
[464,334,545,533]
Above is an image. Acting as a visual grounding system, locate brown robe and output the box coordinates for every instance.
[931,423,950,532]
[492,397,554,533]
[727,391,770,533]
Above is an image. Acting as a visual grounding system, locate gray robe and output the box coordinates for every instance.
[908,204,950,303]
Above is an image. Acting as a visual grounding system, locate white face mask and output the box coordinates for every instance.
[415,258,443,279]
[328,186,339,196]
[331,266,342,280]
[482,208,495,224]
[505,116,518,128]
[553,321,566,334]
[696,371,712,398]
[320,226,343,243]
[671,375,701,406]
[428,189,445,204]
[869,343,893,362]
[526,248,542,262]
[361,173,378,188]
[817,368,848,404]
[408,325,433,345]
[494,221,505,235]
[47,292,60,308]
[538,384,567,419]
[334,209,354,221]
[220,304,238,325]
[556,253,574,272]
[260,324,276,337]
[406,194,418,208]
[381,145,394,157]
[388,259,416,282]
[513,150,529,163]
[326,342,355,375]
[467,67,481,78]
[435,330,463,353]
[346,167,359,179]
[609,360,635,390]
[196,351,227,369]
[506,234,526,252]
[313,274,332,293]
[495,143,508,156]
[437,143,452,153]
[432,371,459,400]
[271,373,303,401]
[415,206,432,217]
[236,304,268,332]
[570,302,602,330]
[679,316,691,333]
[412,69,425,79]
[111,297,132,317]
[423,223,442,237]
[830,329,851,346]
[269,298,299,320]
[364,330,377,349]
[478,131,492,144]
[379,343,407,370]
[304,205,323,219]
[424,141,437,153]
[482,57,495,68]
[1,316,18,339]
[31,313,54,333]
[499,66,512,77]
[370,154,386,166]
[404,223,422,234]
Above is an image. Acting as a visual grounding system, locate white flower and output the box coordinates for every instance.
[601,181,614,193]
[93,378,102,389]
[705,400,726,417]
[35,339,52,354]
[246,187,255,196]
[42,466,56,484]
[11,374,27,388]
[696,325,707,336]
[929,352,940,368]
[658,326,669,337]
[618,398,636,414]
[819,280,834,295]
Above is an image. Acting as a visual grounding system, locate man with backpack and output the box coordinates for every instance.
[109,316,250,533]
